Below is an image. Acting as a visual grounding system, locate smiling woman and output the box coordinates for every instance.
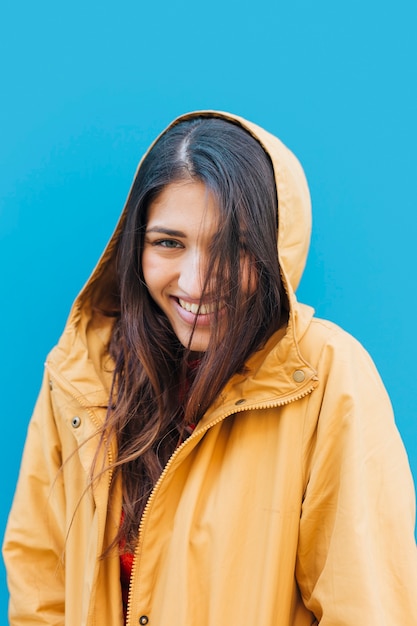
[3,112,417,626]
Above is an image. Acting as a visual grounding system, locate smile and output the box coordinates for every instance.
[178,299,217,315]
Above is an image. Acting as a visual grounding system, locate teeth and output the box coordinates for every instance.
[179,299,217,315]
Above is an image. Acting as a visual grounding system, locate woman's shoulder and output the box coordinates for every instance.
[296,304,380,378]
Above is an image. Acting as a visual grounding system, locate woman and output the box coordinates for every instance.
[3,111,417,625]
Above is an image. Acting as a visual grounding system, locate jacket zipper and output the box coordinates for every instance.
[125,381,317,626]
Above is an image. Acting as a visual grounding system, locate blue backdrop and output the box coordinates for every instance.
[1,0,416,617]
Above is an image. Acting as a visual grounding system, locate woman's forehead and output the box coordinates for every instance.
[146,181,220,238]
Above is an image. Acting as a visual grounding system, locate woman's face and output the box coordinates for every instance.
[142,180,222,352]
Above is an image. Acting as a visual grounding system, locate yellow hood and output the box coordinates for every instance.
[71,110,311,326]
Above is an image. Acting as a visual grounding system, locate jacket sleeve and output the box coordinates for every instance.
[3,369,66,625]
[296,329,417,625]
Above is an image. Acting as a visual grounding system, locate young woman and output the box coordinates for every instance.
[4,111,417,625]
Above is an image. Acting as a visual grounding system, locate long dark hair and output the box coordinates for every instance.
[100,116,288,550]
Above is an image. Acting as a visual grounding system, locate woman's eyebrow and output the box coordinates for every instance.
[145,226,187,237]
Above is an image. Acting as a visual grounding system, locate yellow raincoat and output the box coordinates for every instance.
[4,111,417,625]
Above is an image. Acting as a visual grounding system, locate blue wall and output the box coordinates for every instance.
[1,0,416,617]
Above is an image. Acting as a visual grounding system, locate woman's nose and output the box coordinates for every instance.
[177,251,207,298]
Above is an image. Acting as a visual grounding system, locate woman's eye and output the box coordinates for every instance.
[155,239,182,248]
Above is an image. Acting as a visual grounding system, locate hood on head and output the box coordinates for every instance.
[73,110,311,326]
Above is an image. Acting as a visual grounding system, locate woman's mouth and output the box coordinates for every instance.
[178,298,217,315]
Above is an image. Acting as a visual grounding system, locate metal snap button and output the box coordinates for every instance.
[293,370,305,383]
[71,416,81,428]
[235,398,247,405]
[139,617,149,625]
